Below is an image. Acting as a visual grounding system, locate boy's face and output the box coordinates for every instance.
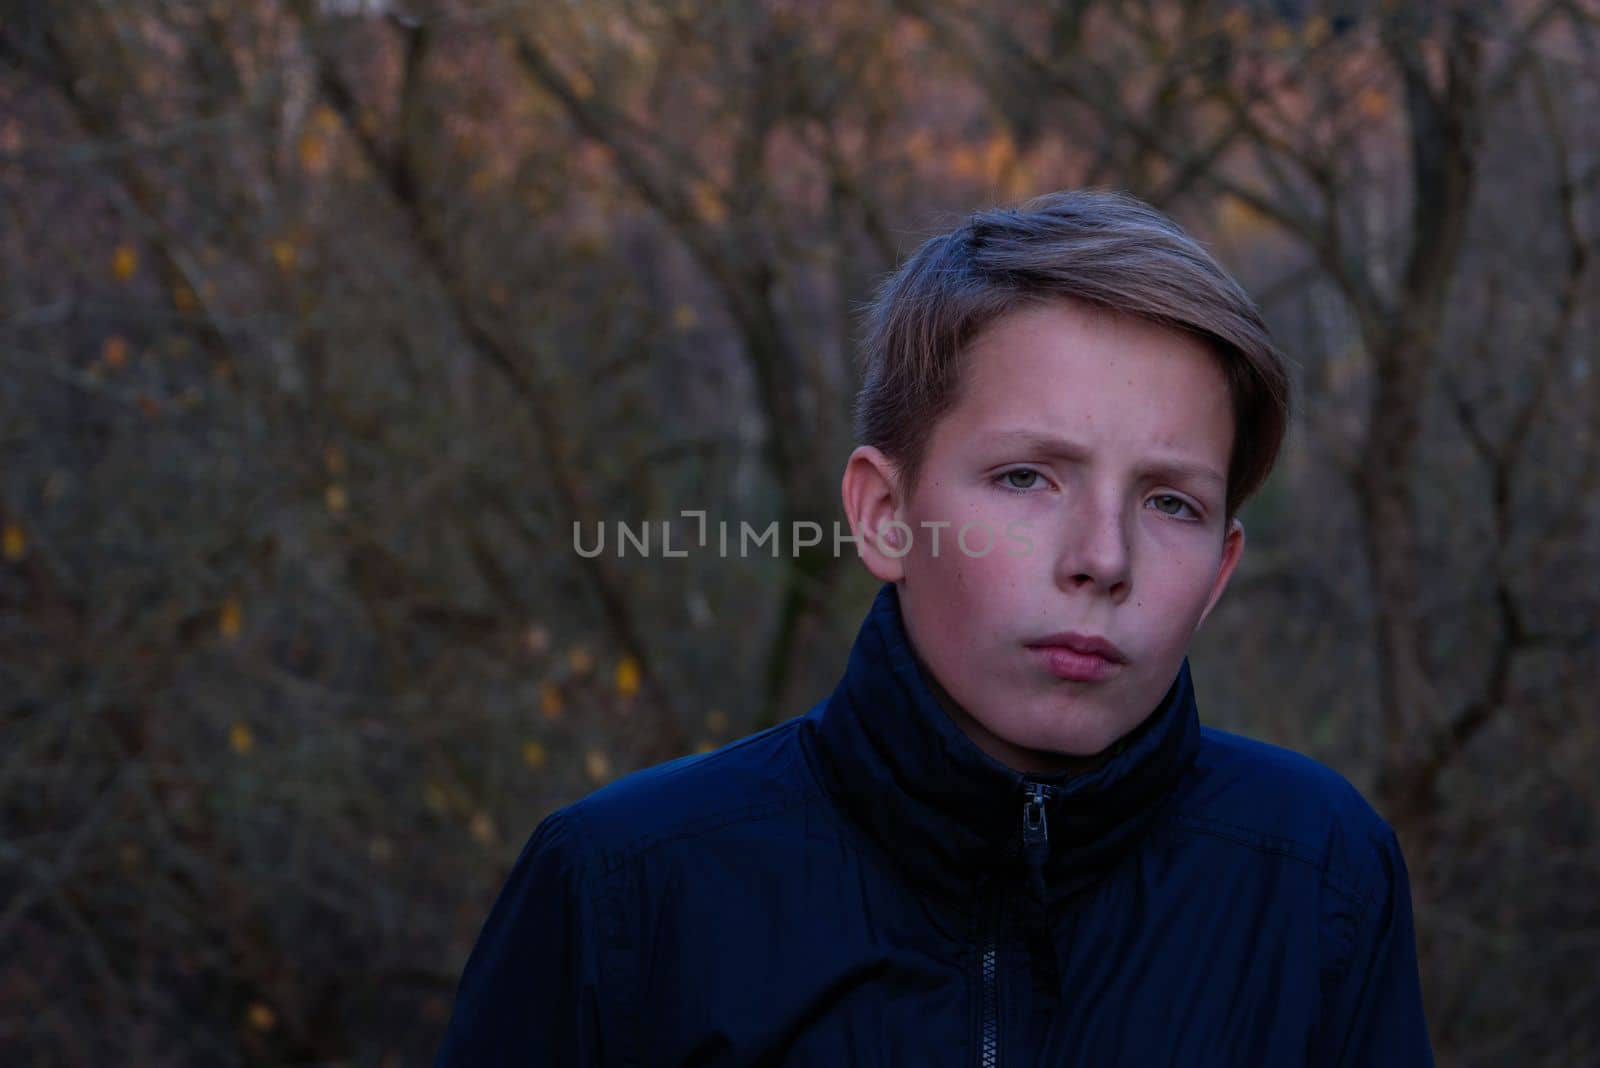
[843,299,1244,773]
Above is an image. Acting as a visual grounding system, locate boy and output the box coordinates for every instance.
[433,190,1434,1066]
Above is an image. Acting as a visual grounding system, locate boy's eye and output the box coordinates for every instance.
[1148,494,1196,518]
[999,469,1042,491]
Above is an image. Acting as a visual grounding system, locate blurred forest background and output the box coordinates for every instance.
[1,0,1596,1064]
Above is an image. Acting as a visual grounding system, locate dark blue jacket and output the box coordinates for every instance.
[435,584,1434,1066]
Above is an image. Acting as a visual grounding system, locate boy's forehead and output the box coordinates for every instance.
[919,303,1235,469]
[956,307,1228,409]
[972,296,1145,347]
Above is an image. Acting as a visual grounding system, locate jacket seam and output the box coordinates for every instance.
[1173,814,1369,906]
[1171,816,1375,1006]
[586,721,816,878]
[594,792,826,878]
[560,802,641,1068]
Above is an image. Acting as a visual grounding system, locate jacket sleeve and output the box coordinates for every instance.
[433,807,617,1067]
[1319,825,1435,1068]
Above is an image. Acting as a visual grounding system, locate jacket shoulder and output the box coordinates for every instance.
[560,715,817,870]
[1177,726,1398,901]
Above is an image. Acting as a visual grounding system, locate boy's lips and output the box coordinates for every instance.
[1026,632,1129,662]
[1024,632,1128,683]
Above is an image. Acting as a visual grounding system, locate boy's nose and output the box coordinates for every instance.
[1054,495,1132,602]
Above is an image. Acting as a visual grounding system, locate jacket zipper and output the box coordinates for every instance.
[979,900,999,1068]
[1023,781,1050,849]
[978,782,1053,1068]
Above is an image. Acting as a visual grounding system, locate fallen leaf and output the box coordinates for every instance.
[102,336,129,369]
[112,245,138,282]
[219,596,244,638]
[614,656,641,699]
[2,523,25,562]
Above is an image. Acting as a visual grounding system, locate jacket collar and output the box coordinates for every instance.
[804,582,1201,907]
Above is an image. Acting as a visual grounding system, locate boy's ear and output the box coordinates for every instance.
[1196,518,1246,630]
[841,445,908,583]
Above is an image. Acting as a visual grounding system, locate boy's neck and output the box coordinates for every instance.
[912,645,1117,778]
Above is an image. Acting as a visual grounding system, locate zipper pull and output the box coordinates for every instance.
[1022,782,1050,846]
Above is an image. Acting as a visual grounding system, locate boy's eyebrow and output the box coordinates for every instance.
[981,429,1226,487]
